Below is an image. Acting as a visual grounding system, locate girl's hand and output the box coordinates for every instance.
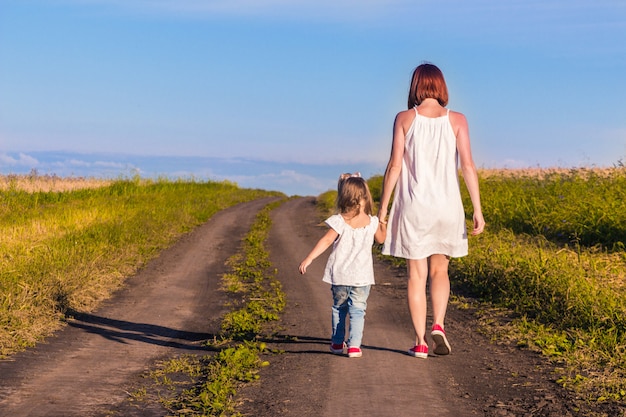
[298,259,311,274]
[298,229,337,275]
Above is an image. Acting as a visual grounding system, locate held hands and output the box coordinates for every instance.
[375,219,387,244]
[377,210,388,225]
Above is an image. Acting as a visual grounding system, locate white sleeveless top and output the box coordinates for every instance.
[382,107,468,259]
[322,214,380,286]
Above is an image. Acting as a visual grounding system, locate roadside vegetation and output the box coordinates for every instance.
[0,174,282,358]
[453,167,626,406]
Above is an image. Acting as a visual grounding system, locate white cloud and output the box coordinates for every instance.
[261,169,328,188]
[0,152,39,167]
[68,159,91,167]
[495,159,532,169]
[93,160,127,169]
[209,169,333,195]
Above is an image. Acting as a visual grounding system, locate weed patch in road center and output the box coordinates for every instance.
[140,199,287,417]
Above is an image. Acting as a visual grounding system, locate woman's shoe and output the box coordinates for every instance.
[431,324,451,355]
[407,344,428,358]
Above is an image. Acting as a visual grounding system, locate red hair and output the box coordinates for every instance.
[407,63,449,109]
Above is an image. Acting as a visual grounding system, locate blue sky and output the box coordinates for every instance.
[1,0,625,195]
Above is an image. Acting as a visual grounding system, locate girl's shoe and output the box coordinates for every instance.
[347,347,362,358]
[431,324,451,355]
[330,342,345,354]
[408,344,428,358]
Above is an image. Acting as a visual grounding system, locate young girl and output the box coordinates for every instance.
[299,173,386,358]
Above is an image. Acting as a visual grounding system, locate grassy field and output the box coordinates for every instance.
[454,167,626,403]
[2,168,625,411]
[0,174,283,358]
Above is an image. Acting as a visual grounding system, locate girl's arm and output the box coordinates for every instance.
[374,221,387,244]
[298,228,339,274]
[379,111,410,222]
[451,111,485,235]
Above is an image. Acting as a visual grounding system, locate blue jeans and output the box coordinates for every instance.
[330,285,371,348]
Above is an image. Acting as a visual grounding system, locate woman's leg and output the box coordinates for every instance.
[428,254,451,327]
[406,258,428,346]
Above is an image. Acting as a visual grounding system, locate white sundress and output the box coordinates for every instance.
[382,107,468,259]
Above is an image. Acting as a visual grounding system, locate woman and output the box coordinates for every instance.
[378,63,485,358]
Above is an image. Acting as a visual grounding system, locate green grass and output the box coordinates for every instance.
[476,168,626,250]
[0,177,282,357]
[454,167,626,404]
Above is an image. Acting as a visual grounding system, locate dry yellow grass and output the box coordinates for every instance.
[0,174,112,192]
[478,166,621,179]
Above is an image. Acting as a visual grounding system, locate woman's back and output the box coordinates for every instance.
[382,104,468,259]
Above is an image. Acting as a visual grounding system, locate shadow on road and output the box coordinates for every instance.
[259,334,408,356]
[66,310,214,351]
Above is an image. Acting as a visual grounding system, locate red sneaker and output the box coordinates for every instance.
[431,324,451,355]
[408,344,428,359]
[330,342,345,354]
[347,347,362,358]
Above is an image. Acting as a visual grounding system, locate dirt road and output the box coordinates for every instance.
[0,197,600,416]
[237,197,581,417]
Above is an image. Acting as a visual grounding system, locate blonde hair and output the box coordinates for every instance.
[336,173,373,216]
